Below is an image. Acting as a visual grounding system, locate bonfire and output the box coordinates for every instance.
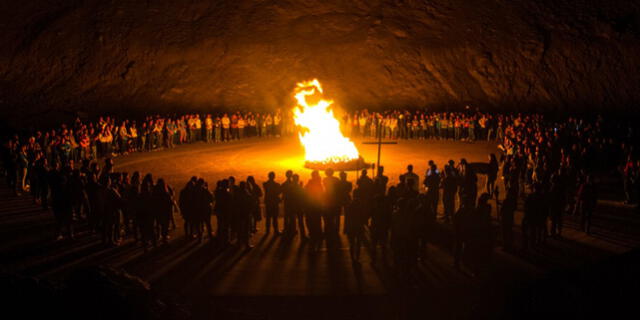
[292,79,369,170]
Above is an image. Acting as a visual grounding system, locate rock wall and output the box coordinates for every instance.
[1,0,640,124]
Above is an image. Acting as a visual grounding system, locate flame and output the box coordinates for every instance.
[292,79,360,164]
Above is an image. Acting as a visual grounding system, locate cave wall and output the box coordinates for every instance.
[1,0,640,124]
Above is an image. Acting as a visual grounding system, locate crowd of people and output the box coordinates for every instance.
[1,108,639,278]
[1,110,294,191]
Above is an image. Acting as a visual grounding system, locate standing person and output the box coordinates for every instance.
[424,163,441,215]
[356,169,374,200]
[194,179,214,241]
[69,169,88,222]
[453,198,474,270]
[235,182,254,249]
[34,156,50,210]
[221,113,231,141]
[281,170,296,236]
[548,172,566,237]
[291,174,307,239]
[305,170,325,252]
[499,187,518,253]
[205,115,213,143]
[247,176,262,234]
[103,175,124,246]
[523,184,544,252]
[336,171,353,234]
[139,175,156,249]
[238,115,246,139]
[179,177,197,239]
[153,179,174,244]
[214,116,222,142]
[322,168,341,238]
[469,193,493,277]
[374,166,389,198]
[3,140,18,195]
[124,172,141,241]
[416,193,437,260]
[441,165,458,223]
[263,171,282,235]
[371,186,394,261]
[85,173,105,235]
[345,188,367,262]
[392,195,420,280]
[401,164,420,193]
[577,175,598,235]
[50,169,74,240]
[214,180,232,245]
[459,162,478,206]
[17,145,29,193]
[487,154,499,195]
[230,113,239,140]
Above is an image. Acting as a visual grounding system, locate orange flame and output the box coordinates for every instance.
[292,79,359,164]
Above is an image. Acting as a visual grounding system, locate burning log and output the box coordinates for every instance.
[304,156,372,171]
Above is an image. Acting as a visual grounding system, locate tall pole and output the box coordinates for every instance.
[377,122,382,176]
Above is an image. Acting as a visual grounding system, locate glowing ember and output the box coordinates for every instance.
[292,79,360,164]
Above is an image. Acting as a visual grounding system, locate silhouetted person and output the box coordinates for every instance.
[396,174,409,199]
[214,179,232,245]
[50,169,74,240]
[416,193,436,260]
[374,166,389,198]
[404,179,419,199]
[263,171,281,235]
[424,163,441,215]
[548,172,566,237]
[487,154,499,195]
[392,195,420,280]
[441,165,458,223]
[103,175,124,246]
[124,172,141,241]
[235,181,254,249]
[139,175,156,249]
[336,171,353,234]
[469,193,493,277]
[247,176,262,234]
[453,198,474,270]
[69,169,87,221]
[34,157,50,210]
[153,178,173,244]
[577,174,598,234]
[523,184,545,251]
[401,164,419,193]
[500,187,517,252]
[281,170,295,235]
[356,169,374,199]
[290,174,307,239]
[2,140,18,194]
[371,186,394,261]
[323,168,340,237]
[85,173,104,234]
[345,188,367,262]
[179,177,198,238]
[194,178,214,241]
[459,164,478,206]
[102,157,114,179]
[305,170,324,252]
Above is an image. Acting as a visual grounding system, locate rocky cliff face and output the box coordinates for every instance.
[1,0,639,124]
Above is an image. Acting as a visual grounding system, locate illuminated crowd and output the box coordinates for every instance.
[1,108,639,277]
